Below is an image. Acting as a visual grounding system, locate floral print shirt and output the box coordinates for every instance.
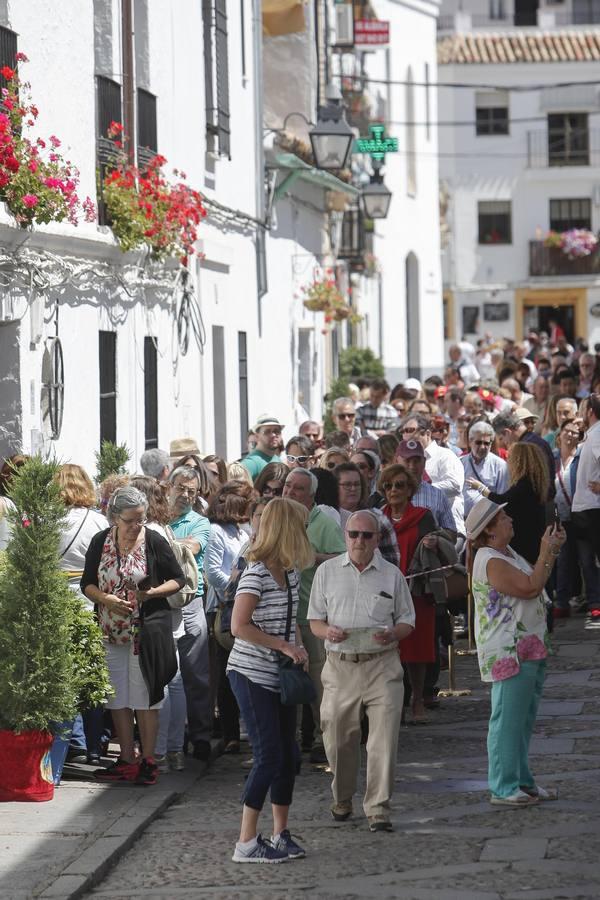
[472,546,550,683]
[97,530,148,652]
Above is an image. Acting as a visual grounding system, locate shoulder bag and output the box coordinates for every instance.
[164,526,199,609]
[278,571,316,707]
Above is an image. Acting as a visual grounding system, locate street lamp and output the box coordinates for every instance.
[360,171,392,219]
[309,85,354,172]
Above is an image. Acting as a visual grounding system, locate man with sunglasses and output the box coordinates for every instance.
[308,510,415,833]
[462,421,508,516]
[332,397,361,446]
[240,414,284,482]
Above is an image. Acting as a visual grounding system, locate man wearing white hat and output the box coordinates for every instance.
[240,415,284,482]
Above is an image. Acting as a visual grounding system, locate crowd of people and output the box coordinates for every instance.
[0,326,598,860]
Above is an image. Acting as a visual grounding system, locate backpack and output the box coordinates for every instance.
[165,525,199,609]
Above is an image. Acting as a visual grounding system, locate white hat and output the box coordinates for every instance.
[404,377,422,391]
[515,407,538,422]
[252,414,284,432]
[466,498,507,541]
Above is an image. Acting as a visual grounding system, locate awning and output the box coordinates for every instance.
[263,0,306,36]
[271,152,359,201]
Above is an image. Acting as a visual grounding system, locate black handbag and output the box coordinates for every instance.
[278,572,316,707]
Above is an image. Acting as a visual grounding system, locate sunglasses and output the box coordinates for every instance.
[347,530,376,539]
[337,413,355,420]
[287,455,310,464]
[262,485,283,496]
[473,440,491,447]
[382,480,408,491]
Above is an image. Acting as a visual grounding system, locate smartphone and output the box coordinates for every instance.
[553,507,561,529]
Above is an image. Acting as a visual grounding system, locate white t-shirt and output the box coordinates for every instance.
[572,421,600,513]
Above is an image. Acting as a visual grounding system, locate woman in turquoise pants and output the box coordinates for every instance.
[467,497,565,807]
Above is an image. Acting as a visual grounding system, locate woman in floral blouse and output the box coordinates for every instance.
[467,497,565,807]
[82,486,184,786]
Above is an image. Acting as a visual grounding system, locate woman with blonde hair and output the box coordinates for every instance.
[55,463,110,765]
[470,443,549,565]
[540,394,560,439]
[227,461,254,485]
[227,498,314,863]
[318,447,350,471]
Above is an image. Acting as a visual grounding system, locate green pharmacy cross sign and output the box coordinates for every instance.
[354,124,398,162]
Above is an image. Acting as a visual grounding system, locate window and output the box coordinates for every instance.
[212,325,227,456]
[202,0,231,158]
[548,113,589,167]
[144,337,158,450]
[238,332,248,456]
[96,76,122,225]
[573,0,600,24]
[478,200,512,244]
[476,91,509,136]
[0,26,17,91]
[99,331,117,445]
[514,0,539,26]
[137,88,157,172]
[550,198,592,232]
[339,205,365,262]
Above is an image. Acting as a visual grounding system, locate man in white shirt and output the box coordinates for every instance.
[449,344,480,385]
[308,510,414,833]
[462,421,509,516]
[571,394,600,625]
[399,413,465,535]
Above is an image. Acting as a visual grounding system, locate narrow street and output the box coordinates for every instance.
[87,619,600,900]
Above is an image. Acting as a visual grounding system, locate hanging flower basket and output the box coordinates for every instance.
[543,229,598,259]
[301,274,345,313]
[330,304,351,321]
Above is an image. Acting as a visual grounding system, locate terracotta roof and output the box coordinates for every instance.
[438,31,600,64]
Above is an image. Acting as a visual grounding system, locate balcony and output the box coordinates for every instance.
[526,129,600,168]
[529,241,600,277]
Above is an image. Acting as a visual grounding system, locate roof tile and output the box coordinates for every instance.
[438,30,600,64]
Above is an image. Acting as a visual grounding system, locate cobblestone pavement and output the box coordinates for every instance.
[88,617,600,900]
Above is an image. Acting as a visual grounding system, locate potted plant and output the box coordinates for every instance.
[301,273,345,313]
[0,458,111,801]
[0,56,95,228]
[95,440,131,484]
[543,228,598,259]
[102,122,206,264]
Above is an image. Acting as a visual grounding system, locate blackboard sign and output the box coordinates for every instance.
[462,306,480,335]
[483,302,510,322]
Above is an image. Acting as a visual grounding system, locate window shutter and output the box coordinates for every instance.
[215,0,231,158]
[137,88,157,171]
[96,76,123,225]
[0,26,17,91]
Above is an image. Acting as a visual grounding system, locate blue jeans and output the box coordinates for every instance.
[487,660,546,799]
[156,652,187,755]
[228,670,298,811]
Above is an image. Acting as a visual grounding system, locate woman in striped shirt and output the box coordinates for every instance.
[227,497,314,864]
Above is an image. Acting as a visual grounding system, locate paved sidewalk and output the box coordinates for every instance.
[0,752,218,899]
[86,616,600,900]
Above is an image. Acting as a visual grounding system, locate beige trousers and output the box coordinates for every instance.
[321,651,404,818]
[300,621,326,738]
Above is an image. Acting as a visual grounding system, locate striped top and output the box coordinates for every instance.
[226,562,299,692]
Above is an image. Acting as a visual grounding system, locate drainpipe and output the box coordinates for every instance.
[252,0,266,335]
[121,0,135,163]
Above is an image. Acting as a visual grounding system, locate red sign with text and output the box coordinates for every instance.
[354,19,390,47]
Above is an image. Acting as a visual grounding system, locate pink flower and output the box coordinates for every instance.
[82,196,96,222]
[43,176,61,189]
[490,656,520,681]
[517,634,547,661]
[49,134,61,148]
[15,52,28,63]
[22,193,38,208]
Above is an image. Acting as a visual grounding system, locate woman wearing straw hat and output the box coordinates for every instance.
[467,497,565,807]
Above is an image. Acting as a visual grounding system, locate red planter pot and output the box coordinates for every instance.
[0,729,55,802]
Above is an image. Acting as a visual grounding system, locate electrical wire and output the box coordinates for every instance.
[331,72,600,91]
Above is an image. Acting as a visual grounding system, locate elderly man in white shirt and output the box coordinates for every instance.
[571,393,600,627]
[461,421,509,516]
[400,413,465,535]
[308,510,414,834]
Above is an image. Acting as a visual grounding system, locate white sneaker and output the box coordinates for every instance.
[167,751,185,771]
[232,835,289,864]
[154,754,169,774]
[490,790,539,807]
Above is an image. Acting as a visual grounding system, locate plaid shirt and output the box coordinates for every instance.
[356,401,400,433]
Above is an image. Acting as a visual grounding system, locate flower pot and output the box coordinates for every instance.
[0,729,54,802]
[331,305,351,321]
[303,298,329,312]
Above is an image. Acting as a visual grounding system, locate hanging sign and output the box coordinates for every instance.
[355,124,398,161]
[354,19,390,47]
